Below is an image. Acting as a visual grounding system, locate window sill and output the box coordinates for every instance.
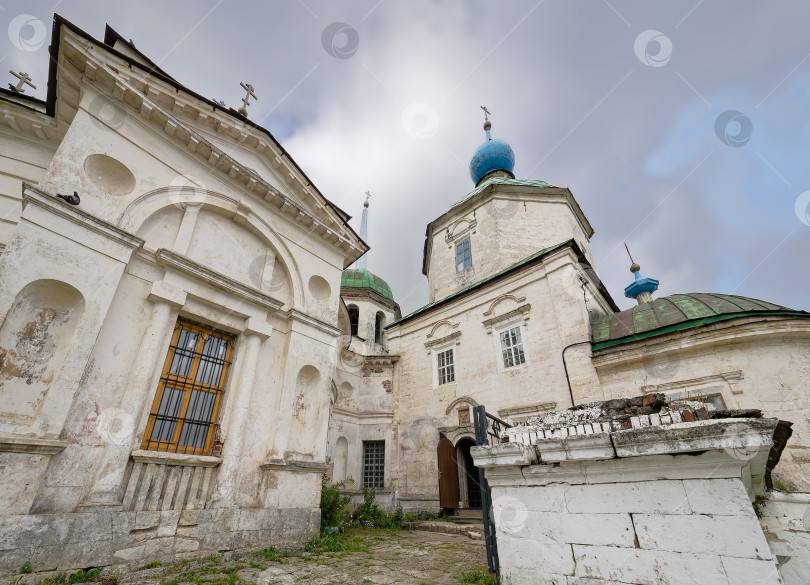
[130,449,222,467]
[500,362,529,373]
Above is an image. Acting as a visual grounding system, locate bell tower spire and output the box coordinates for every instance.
[357,191,371,271]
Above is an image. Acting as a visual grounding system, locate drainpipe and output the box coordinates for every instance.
[562,341,591,408]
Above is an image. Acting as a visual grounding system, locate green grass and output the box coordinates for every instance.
[20,562,32,574]
[161,563,244,585]
[36,568,107,585]
[456,568,498,584]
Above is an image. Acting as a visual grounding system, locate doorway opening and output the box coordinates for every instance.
[455,438,482,509]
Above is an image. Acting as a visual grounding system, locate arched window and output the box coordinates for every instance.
[374,312,385,345]
[348,305,359,336]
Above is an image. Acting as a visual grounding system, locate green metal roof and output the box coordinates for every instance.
[341,269,395,301]
[591,293,810,350]
[452,177,556,208]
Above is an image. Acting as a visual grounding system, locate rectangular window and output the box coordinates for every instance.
[142,319,234,455]
[362,440,385,489]
[437,348,455,385]
[500,325,526,369]
[455,238,472,273]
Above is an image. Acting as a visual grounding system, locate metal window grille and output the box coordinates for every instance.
[500,325,526,369]
[437,348,455,385]
[455,238,472,273]
[362,440,385,489]
[141,319,234,455]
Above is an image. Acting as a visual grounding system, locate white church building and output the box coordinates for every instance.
[1,15,809,579]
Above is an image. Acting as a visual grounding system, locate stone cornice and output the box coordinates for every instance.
[482,303,531,333]
[155,248,284,313]
[331,407,394,421]
[260,459,330,473]
[641,371,744,395]
[0,434,68,455]
[23,184,144,252]
[0,99,60,142]
[363,355,400,366]
[284,309,342,337]
[424,330,462,350]
[130,449,221,467]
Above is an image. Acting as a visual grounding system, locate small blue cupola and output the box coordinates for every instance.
[624,262,659,305]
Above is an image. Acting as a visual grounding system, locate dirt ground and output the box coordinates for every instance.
[4,528,490,585]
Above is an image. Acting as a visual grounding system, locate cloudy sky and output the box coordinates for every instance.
[4,1,810,315]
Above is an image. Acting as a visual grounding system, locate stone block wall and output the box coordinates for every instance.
[0,506,319,574]
[473,414,786,585]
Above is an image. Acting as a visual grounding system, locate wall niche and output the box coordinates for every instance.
[0,279,85,424]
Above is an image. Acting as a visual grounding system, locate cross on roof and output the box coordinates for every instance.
[240,81,257,110]
[9,70,36,93]
[480,105,491,122]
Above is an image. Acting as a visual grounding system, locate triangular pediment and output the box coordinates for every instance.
[48,17,365,263]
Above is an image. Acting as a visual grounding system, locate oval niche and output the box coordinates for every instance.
[308,275,332,301]
[83,154,136,196]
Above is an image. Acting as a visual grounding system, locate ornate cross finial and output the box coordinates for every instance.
[623,242,635,264]
[480,105,491,122]
[237,82,257,117]
[9,71,36,93]
[624,242,641,273]
[364,190,371,207]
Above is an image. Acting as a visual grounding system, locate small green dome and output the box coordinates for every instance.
[341,269,395,301]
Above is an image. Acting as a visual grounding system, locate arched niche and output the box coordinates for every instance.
[0,280,85,422]
[333,436,348,483]
[118,188,305,309]
[289,365,323,456]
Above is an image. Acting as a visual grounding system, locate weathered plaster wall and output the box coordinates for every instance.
[592,326,810,490]
[0,126,57,247]
[759,492,810,585]
[385,247,607,506]
[426,188,595,303]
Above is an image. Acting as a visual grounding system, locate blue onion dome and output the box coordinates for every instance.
[469,119,515,185]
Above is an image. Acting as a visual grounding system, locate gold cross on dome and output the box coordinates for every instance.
[9,70,36,93]
[480,105,491,122]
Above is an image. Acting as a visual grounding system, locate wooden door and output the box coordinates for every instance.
[437,437,460,509]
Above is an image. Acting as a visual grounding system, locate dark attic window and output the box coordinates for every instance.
[348,305,359,336]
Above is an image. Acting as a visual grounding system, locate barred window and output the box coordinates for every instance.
[455,238,472,273]
[142,319,234,455]
[437,348,455,385]
[363,440,385,489]
[499,325,526,369]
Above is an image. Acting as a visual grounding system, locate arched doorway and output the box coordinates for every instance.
[456,438,482,509]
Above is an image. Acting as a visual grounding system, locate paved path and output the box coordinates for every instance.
[5,528,489,585]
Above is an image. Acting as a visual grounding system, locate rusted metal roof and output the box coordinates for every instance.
[591,293,810,350]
